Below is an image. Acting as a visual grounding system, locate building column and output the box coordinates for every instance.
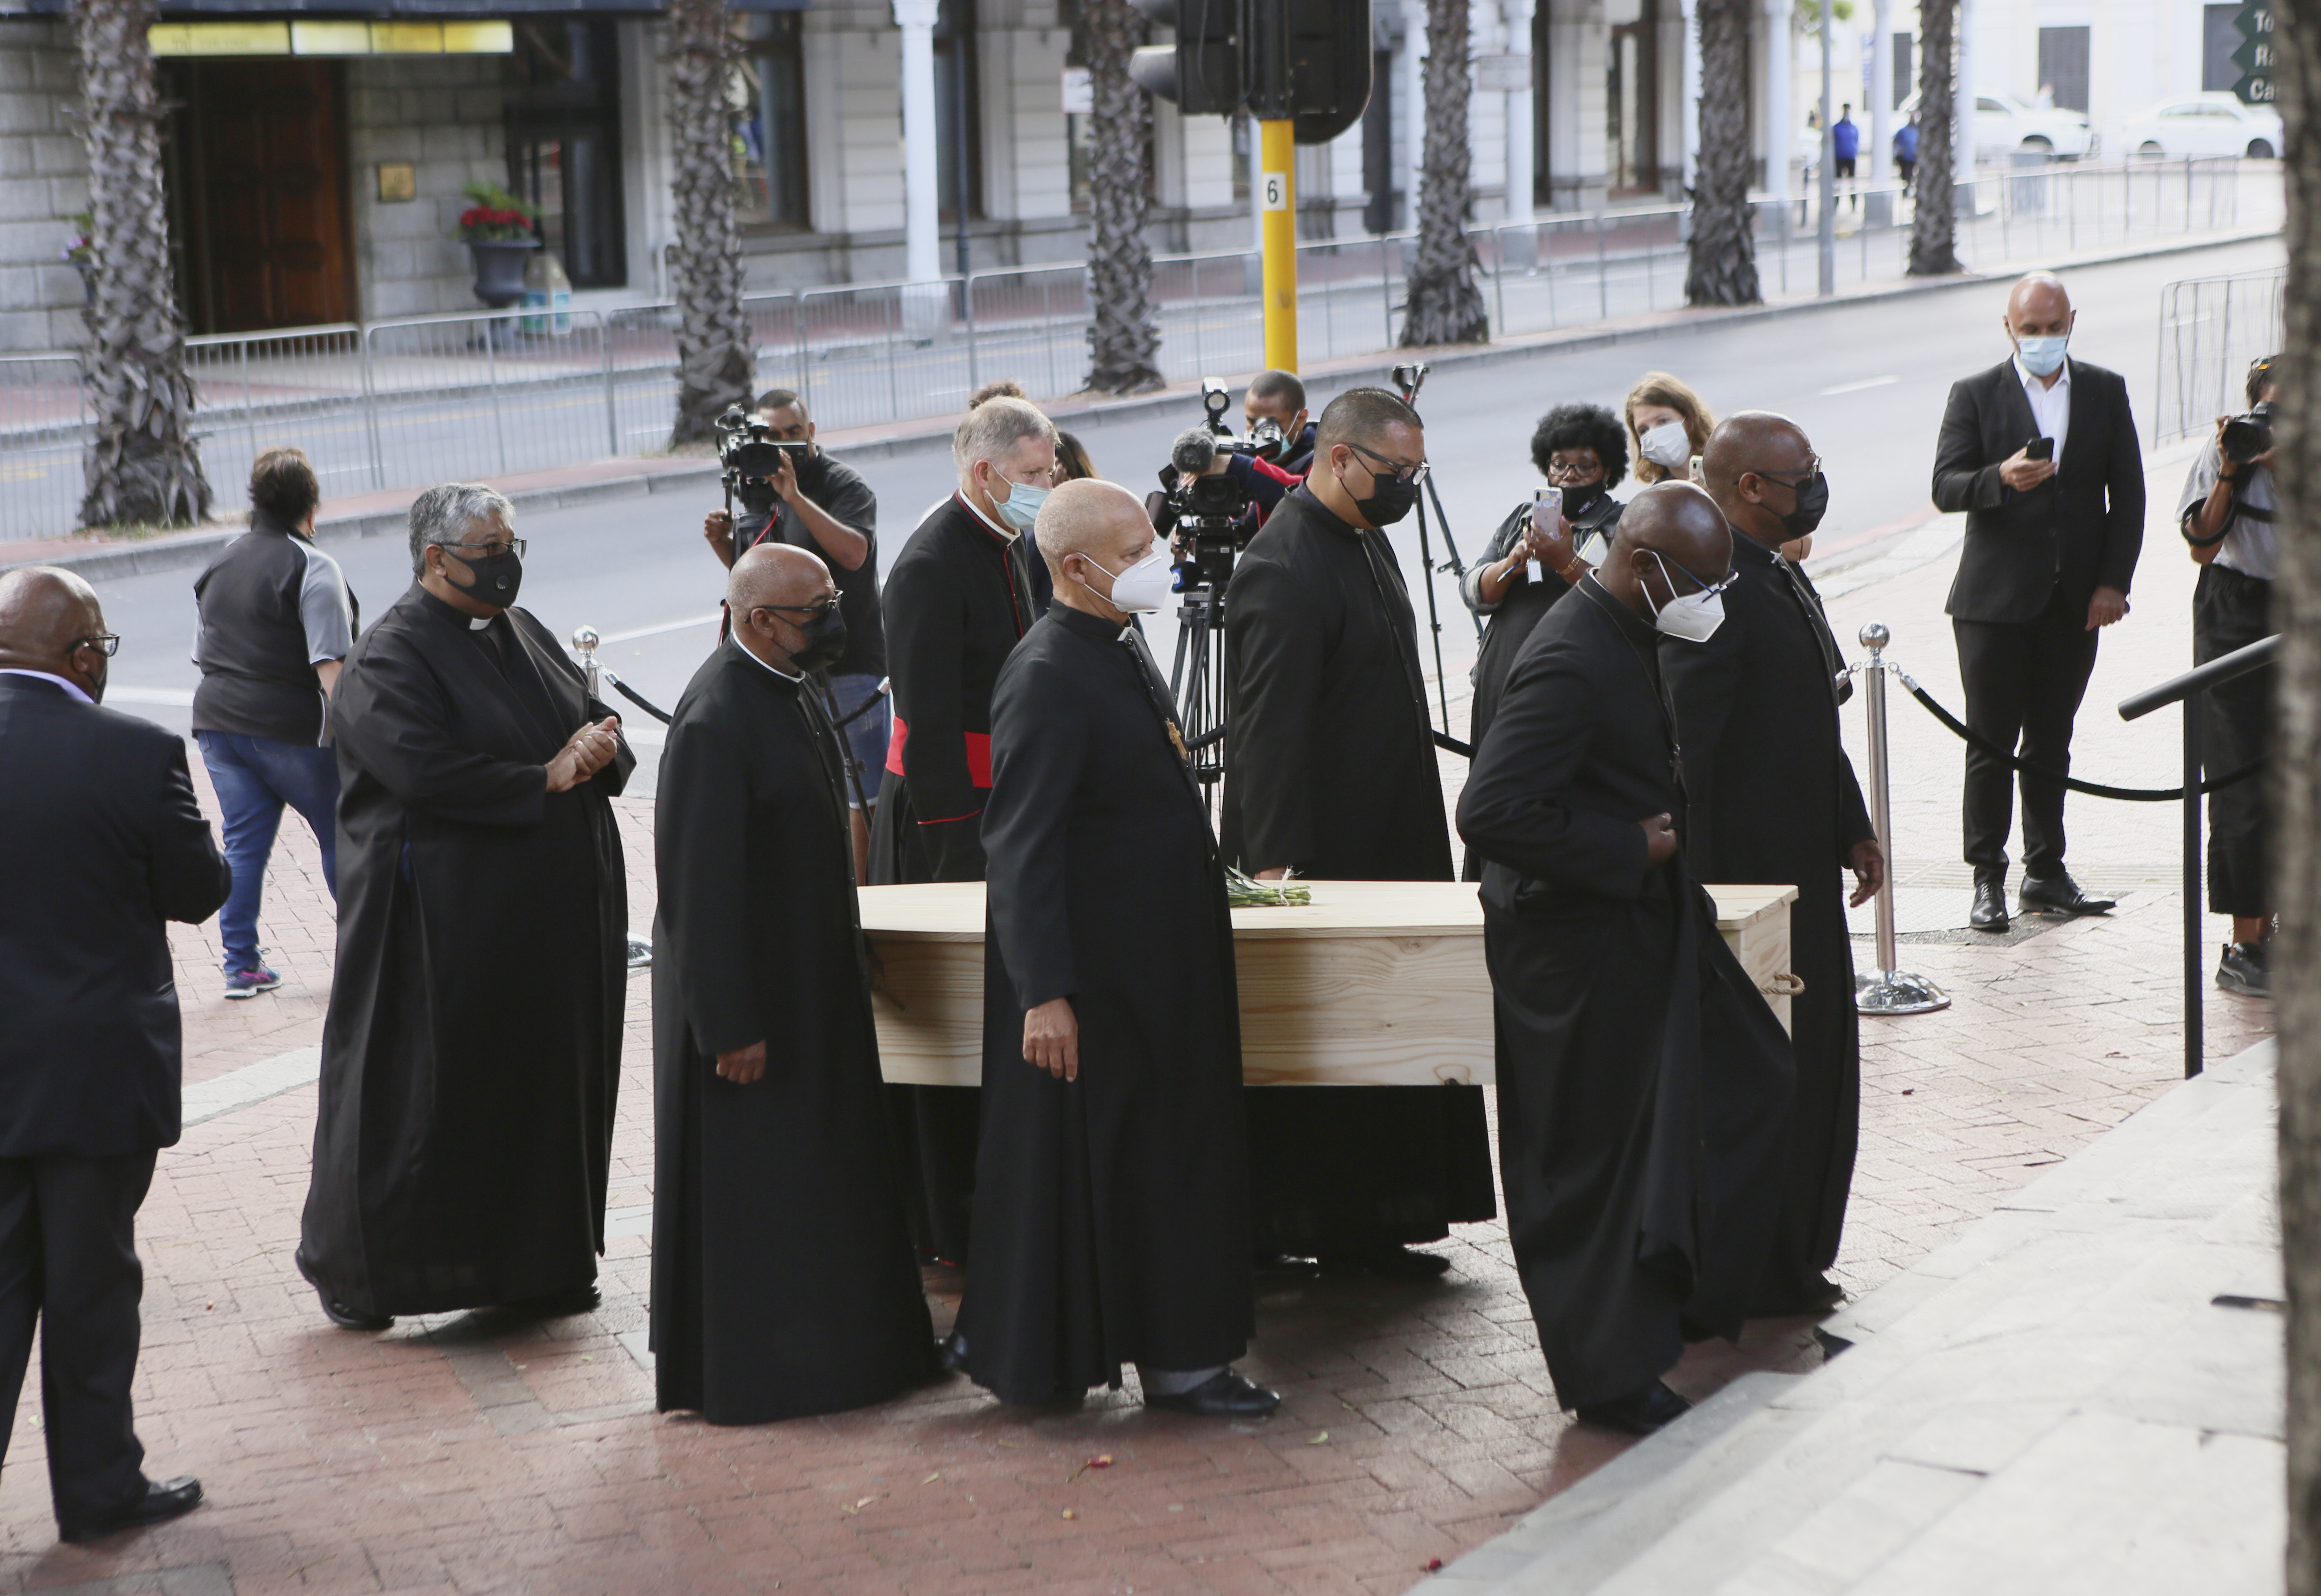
[1503,0,1537,225]
[1679,0,1701,193]
[1400,0,1425,233]
[1954,0,1975,191]
[1868,0,1891,180]
[1544,0,1607,211]
[894,0,941,286]
[1763,0,1791,207]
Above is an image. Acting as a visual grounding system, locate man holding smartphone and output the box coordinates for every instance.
[1931,273,2145,932]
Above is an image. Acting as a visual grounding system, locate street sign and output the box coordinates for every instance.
[2232,0,2275,106]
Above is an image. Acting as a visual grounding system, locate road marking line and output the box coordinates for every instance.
[602,614,718,644]
[1821,375,1900,395]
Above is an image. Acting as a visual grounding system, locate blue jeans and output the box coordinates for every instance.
[194,730,340,973]
[826,671,891,811]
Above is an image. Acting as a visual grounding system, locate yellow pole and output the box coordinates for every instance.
[1259,117,1297,373]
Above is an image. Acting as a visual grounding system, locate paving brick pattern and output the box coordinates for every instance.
[0,443,2273,1593]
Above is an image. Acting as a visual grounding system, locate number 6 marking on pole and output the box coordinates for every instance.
[1262,172,1289,211]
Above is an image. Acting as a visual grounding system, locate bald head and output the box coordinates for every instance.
[2005,270,2075,344]
[1701,411,1814,548]
[728,542,835,672]
[1037,479,1159,621]
[0,567,107,688]
[1595,482,1731,618]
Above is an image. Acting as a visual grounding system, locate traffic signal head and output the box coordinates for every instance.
[1128,0,1244,118]
[1249,0,1371,143]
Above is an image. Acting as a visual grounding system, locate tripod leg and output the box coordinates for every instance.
[1424,474,1484,641]
[1412,496,1454,736]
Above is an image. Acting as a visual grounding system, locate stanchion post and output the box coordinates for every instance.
[1854,622,1949,1016]
[572,625,602,703]
[2183,690,2204,1078]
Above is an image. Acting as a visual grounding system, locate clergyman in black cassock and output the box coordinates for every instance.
[299,486,632,1328]
[1677,413,1885,1316]
[650,544,935,1422]
[1457,484,1795,1435]
[1220,388,1496,1274]
[868,397,1057,1264]
[957,481,1276,1419]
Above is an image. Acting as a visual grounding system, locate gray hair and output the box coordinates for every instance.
[407,483,516,574]
[953,395,1057,473]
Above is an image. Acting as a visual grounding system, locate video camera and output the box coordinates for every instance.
[713,403,808,516]
[2221,402,2274,467]
[1153,379,1291,591]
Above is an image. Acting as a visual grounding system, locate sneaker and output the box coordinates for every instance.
[2217,941,2269,998]
[223,964,281,999]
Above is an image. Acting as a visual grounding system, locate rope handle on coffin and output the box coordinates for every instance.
[1761,972,1806,997]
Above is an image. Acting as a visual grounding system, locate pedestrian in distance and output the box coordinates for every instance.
[649,542,936,1423]
[1624,372,1716,487]
[1054,429,1099,484]
[1931,271,2144,932]
[871,393,1059,1267]
[1894,122,1919,193]
[0,567,228,1543]
[1680,412,1885,1317]
[1223,385,1498,1278]
[701,389,886,882]
[1833,104,1860,200]
[189,446,357,999]
[2177,354,2283,997]
[1457,485,1795,1436]
[298,484,633,1332]
[951,480,1276,1418]
[1459,404,1632,879]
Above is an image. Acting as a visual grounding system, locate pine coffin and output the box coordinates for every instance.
[860,880,1798,1088]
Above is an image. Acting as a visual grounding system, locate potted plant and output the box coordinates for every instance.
[453,183,541,309]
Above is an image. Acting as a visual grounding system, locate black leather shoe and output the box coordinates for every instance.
[1970,880,2010,932]
[316,1286,392,1332]
[1318,1246,1452,1280]
[2218,940,2270,997]
[59,1476,204,1543]
[1574,1381,1691,1435]
[504,1283,601,1319]
[1145,1370,1282,1418]
[2019,872,2114,917]
[935,1330,969,1375]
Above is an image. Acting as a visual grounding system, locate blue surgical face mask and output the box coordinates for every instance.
[990,469,1051,532]
[2016,334,2069,378]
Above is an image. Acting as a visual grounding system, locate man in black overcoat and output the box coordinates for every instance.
[1932,271,2144,930]
[299,484,632,1331]
[955,481,1276,1418]
[1221,386,1497,1277]
[870,395,1059,1263]
[1458,484,1795,1436]
[1677,413,1885,1316]
[0,568,226,1542]
[650,543,935,1423]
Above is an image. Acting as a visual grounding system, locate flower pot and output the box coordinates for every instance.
[467,238,541,310]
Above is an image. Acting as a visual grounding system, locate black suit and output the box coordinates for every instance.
[0,674,229,1531]
[1931,356,2144,880]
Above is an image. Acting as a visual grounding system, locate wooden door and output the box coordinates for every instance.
[179,60,353,333]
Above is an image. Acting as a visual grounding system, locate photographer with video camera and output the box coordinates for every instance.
[702,391,885,873]
[2177,353,2283,997]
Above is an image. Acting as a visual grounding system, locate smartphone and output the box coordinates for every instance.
[1527,487,1563,579]
[2025,436,2054,461]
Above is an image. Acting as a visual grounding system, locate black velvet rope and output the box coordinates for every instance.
[1898,677,2262,802]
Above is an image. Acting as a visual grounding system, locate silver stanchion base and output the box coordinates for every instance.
[1856,969,1949,1015]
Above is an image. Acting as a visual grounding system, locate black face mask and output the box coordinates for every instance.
[787,604,849,675]
[1560,481,1606,518]
[448,546,524,607]
[1780,471,1829,540]
[1346,463,1418,527]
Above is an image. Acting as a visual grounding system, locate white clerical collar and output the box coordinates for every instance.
[0,667,93,704]
[957,490,1019,544]
[736,639,804,682]
[469,616,493,631]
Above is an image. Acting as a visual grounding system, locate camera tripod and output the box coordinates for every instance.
[1167,556,1235,827]
[1390,362,1482,739]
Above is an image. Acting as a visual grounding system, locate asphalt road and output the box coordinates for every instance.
[83,233,2283,797]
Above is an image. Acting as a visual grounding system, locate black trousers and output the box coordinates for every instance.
[0,1151,157,1530]
[2194,563,2273,917]
[1954,584,2103,880]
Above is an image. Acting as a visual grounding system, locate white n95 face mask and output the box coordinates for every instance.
[1644,553,1728,643]
[1089,547,1176,613]
[1639,420,1692,469]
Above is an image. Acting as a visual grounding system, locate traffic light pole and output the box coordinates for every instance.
[1259,117,1298,372]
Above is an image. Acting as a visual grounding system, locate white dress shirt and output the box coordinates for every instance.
[0,667,94,704]
[2014,353,2072,470]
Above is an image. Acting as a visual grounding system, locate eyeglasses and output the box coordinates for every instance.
[1746,457,1822,484]
[755,598,839,621]
[442,537,527,560]
[69,633,120,658]
[1545,456,1603,483]
[1348,441,1431,486]
[1657,553,1738,599]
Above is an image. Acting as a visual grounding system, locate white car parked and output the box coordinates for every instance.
[1897,90,2096,161]
[2121,93,2283,159]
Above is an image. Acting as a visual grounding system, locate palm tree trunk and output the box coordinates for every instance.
[1907,0,1959,276]
[2270,15,2321,1593]
[1401,0,1489,348]
[70,0,210,531]
[1082,0,1160,395]
[665,0,754,446]
[1685,0,1761,307]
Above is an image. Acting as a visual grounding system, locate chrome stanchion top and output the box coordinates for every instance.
[1852,619,1949,1017]
[571,624,603,702]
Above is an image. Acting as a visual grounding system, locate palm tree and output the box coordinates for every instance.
[665,0,755,445]
[1907,0,1959,276]
[1685,0,1762,306]
[70,0,209,530]
[1083,0,1161,394]
[1401,0,1489,347]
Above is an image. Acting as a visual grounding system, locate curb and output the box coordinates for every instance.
[9,224,2276,584]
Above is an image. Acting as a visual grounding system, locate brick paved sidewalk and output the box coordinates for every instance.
[1,442,2273,1595]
